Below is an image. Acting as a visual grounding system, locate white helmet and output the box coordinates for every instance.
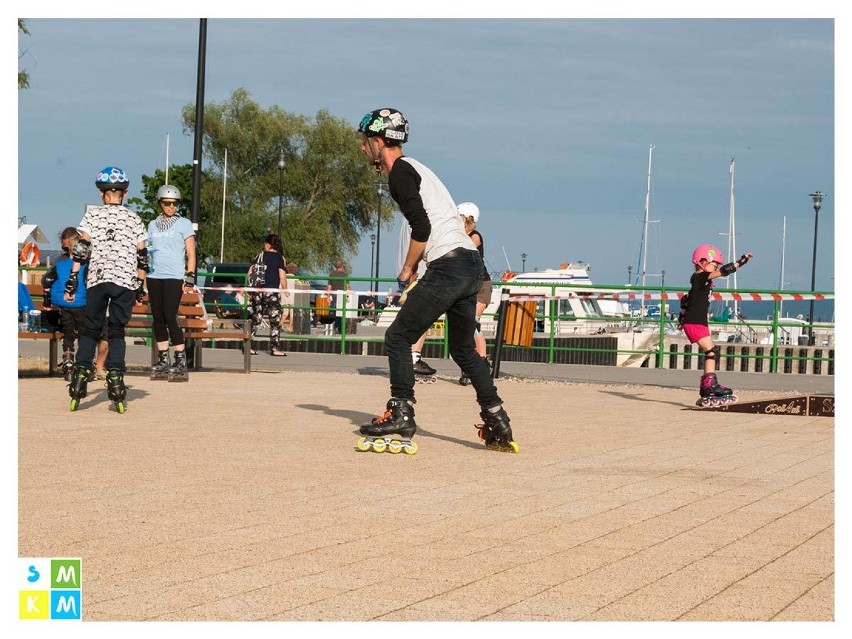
[156,184,181,201]
[457,201,479,222]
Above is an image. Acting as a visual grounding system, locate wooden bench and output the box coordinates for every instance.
[18,283,252,374]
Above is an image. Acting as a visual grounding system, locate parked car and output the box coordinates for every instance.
[201,263,250,318]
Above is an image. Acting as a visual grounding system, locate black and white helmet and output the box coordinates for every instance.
[358,108,409,144]
[156,184,181,201]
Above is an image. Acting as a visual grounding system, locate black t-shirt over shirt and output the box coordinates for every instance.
[682,270,713,325]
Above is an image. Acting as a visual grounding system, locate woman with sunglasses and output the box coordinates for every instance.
[146,184,197,382]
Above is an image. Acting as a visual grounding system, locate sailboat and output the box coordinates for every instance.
[633,144,662,322]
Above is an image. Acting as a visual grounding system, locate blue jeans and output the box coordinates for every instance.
[385,248,501,409]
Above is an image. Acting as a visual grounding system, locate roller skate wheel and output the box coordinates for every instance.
[70,398,79,412]
[115,402,126,414]
[387,440,404,454]
[371,439,388,453]
[507,441,520,454]
[355,437,372,452]
[403,441,419,455]
[459,376,470,386]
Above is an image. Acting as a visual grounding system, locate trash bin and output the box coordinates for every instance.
[502,300,537,347]
[797,335,810,346]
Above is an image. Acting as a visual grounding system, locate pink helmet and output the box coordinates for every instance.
[692,244,723,265]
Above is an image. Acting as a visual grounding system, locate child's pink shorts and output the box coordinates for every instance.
[682,323,710,344]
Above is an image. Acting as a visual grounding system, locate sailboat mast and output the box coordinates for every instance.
[779,215,786,319]
[165,133,170,184]
[727,157,737,318]
[640,144,654,314]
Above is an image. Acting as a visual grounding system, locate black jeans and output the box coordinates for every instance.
[385,248,501,408]
[75,282,135,372]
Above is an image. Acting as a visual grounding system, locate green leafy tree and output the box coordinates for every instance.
[19,19,30,90]
[181,88,389,271]
[127,164,196,225]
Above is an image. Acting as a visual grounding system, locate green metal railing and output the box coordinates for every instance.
[19,266,834,374]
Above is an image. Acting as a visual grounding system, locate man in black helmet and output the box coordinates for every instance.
[355,108,517,453]
[64,166,148,413]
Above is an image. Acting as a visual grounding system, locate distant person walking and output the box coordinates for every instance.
[248,234,288,356]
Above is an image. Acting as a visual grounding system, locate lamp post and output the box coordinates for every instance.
[521,252,527,272]
[627,265,633,286]
[276,149,285,240]
[808,191,825,345]
[370,234,377,291]
[375,182,384,293]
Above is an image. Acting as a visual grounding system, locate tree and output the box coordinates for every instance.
[19,19,30,90]
[127,164,196,226]
[180,88,389,270]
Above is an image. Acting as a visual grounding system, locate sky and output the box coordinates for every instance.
[15,10,840,297]
[9,6,848,638]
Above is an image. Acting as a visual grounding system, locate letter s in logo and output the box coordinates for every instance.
[27,565,40,583]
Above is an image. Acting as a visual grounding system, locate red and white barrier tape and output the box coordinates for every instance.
[499,291,833,302]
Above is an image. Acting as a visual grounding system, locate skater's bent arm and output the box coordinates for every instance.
[400,240,427,283]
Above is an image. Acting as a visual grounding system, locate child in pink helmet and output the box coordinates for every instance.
[680,244,753,406]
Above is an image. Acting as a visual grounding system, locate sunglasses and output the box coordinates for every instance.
[160,201,179,207]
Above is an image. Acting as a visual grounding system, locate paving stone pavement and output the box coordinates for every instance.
[17,344,834,627]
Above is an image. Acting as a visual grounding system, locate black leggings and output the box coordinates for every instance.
[147,278,185,347]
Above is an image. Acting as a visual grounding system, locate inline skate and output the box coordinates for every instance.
[105,369,128,413]
[68,364,92,412]
[60,348,74,382]
[150,350,170,380]
[459,356,489,386]
[356,398,419,454]
[413,358,436,384]
[696,372,737,408]
[168,350,189,382]
[474,404,520,453]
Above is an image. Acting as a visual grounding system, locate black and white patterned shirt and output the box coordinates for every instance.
[78,204,148,290]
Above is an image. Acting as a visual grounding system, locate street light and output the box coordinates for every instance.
[276,149,285,240]
[521,252,527,272]
[370,234,377,291]
[375,181,384,293]
[808,190,825,345]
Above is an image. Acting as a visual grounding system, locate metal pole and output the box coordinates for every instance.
[807,191,824,345]
[277,149,285,240]
[370,235,376,292]
[375,183,382,292]
[191,18,207,228]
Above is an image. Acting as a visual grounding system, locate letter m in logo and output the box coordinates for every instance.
[51,559,81,588]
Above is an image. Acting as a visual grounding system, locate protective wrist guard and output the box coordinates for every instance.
[64,271,79,296]
[71,239,91,263]
[135,282,146,304]
[719,262,737,276]
[137,247,150,273]
[184,271,196,287]
[736,254,750,268]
